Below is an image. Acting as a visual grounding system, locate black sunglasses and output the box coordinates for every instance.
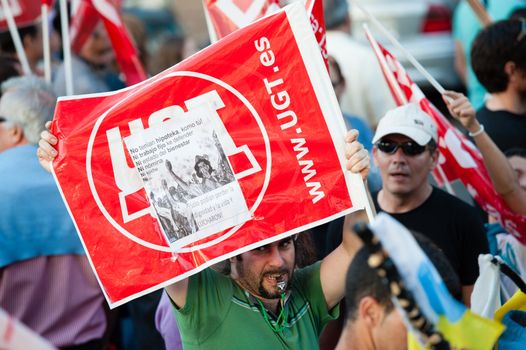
[376,140,428,156]
[0,116,6,123]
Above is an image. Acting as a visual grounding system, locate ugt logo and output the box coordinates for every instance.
[87,72,269,250]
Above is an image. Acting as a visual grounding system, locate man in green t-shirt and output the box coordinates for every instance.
[36,121,371,349]
[164,129,371,349]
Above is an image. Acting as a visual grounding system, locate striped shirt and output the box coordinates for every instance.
[0,255,106,347]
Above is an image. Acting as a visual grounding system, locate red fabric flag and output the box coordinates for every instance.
[305,0,328,69]
[366,30,526,243]
[203,0,280,41]
[204,0,328,68]
[69,1,99,54]
[0,0,41,30]
[91,0,146,86]
[51,3,364,307]
[70,0,146,86]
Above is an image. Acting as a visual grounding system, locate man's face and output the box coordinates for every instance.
[373,134,437,198]
[233,237,295,300]
[80,22,113,66]
[509,155,526,191]
[372,309,408,350]
[197,161,212,179]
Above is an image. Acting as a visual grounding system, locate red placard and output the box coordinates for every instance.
[52,4,365,307]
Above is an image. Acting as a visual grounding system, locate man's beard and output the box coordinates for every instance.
[236,261,293,299]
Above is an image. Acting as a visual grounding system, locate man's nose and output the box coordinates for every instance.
[267,246,286,267]
[391,147,407,162]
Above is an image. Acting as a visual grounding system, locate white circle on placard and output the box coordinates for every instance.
[86,71,272,252]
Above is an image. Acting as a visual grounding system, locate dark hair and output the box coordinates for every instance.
[215,232,317,275]
[471,19,526,93]
[0,24,38,53]
[427,139,438,153]
[505,147,526,159]
[0,56,20,95]
[344,231,461,321]
[510,7,526,20]
[328,55,345,85]
[194,158,213,178]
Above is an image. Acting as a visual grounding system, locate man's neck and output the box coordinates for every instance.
[335,324,373,350]
[486,90,526,115]
[378,184,433,213]
[232,278,280,313]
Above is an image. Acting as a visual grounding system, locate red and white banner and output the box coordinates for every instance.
[203,0,280,41]
[0,0,42,30]
[366,29,526,244]
[51,3,366,307]
[69,0,146,86]
[204,0,328,68]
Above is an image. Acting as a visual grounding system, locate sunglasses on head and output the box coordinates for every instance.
[376,140,428,156]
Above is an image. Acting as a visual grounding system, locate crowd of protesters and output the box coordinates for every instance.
[1,0,526,349]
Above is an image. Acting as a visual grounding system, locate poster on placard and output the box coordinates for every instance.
[51,3,367,307]
[124,107,251,250]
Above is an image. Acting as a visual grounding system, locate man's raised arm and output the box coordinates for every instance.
[38,121,192,308]
[320,129,371,309]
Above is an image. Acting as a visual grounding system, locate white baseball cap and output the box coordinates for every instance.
[372,103,438,146]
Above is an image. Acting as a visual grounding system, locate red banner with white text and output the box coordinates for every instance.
[366,30,526,244]
[51,3,365,307]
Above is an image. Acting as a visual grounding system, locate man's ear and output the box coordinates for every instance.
[4,124,24,147]
[358,296,384,328]
[428,148,439,171]
[504,61,516,78]
[372,147,380,167]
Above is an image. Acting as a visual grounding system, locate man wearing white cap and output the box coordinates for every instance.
[371,103,488,305]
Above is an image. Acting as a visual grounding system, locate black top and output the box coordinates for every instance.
[316,187,488,286]
[476,106,526,152]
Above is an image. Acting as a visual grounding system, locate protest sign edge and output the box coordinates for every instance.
[107,205,359,309]
[284,3,370,214]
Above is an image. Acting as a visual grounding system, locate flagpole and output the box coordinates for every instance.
[436,163,456,195]
[354,2,447,97]
[0,0,31,75]
[364,25,456,196]
[59,0,73,95]
[202,0,218,43]
[41,3,52,83]
[364,25,408,105]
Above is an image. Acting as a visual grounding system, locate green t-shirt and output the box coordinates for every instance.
[174,261,339,349]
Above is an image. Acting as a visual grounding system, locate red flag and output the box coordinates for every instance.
[203,0,280,40]
[0,0,41,30]
[41,0,54,7]
[69,1,99,54]
[69,0,146,86]
[305,0,328,69]
[366,29,526,243]
[51,3,363,307]
[204,0,328,69]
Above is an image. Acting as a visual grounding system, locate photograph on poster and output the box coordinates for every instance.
[125,107,251,249]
